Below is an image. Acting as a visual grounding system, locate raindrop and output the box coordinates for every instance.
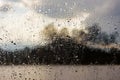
[64,2,68,6]
[75,70,78,72]
[0,38,2,40]
[38,9,42,13]
[48,8,51,11]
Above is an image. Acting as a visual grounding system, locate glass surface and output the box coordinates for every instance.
[0,0,120,80]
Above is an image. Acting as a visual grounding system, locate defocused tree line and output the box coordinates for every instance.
[0,23,119,65]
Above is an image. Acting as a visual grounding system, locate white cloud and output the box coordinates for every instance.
[0,0,120,50]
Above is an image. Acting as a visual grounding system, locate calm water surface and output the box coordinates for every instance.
[0,65,120,80]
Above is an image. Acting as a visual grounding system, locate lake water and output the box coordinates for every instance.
[0,65,120,80]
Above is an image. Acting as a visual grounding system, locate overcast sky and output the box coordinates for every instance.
[0,0,120,50]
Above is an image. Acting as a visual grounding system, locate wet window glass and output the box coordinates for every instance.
[0,0,120,80]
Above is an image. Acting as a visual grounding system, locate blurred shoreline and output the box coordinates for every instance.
[0,65,120,80]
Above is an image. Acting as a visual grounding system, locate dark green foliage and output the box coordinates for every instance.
[86,23,101,42]
[0,36,119,65]
[0,23,119,65]
[86,23,119,44]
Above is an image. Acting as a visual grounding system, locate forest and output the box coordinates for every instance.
[0,24,119,65]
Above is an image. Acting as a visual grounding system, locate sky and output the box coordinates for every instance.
[0,0,120,51]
